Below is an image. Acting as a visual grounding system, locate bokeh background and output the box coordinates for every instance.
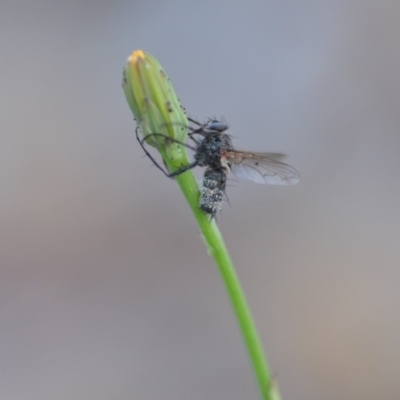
[2,1,400,399]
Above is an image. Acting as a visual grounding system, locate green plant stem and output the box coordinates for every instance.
[172,164,280,400]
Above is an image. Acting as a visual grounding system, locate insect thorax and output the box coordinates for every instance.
[194,133,232,169]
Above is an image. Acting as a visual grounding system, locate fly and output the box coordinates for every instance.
[136,118,300,218]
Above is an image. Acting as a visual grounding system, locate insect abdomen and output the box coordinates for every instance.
[199,167,227,217]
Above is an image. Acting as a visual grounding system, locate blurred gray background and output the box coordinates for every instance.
[1,1,400,399]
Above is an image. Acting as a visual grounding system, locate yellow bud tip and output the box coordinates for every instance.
[129,50,146,65]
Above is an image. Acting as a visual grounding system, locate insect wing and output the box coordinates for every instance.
[225,151,300,185]
[248,152,287,161]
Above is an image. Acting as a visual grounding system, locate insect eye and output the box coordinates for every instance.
[206,120,227,132]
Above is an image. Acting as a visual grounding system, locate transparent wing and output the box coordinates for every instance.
[224,151,300,185]
[249,152,288,161]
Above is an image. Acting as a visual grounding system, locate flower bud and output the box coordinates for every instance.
[122,50,188,155]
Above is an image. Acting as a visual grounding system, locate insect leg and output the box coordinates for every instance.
[141,132,197,151]
[187,132,201,145]
[187,117,202,127]
[136,129,199,178]
[187,117,210,138]
[136,127,171,177]
[168,160,199,177]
